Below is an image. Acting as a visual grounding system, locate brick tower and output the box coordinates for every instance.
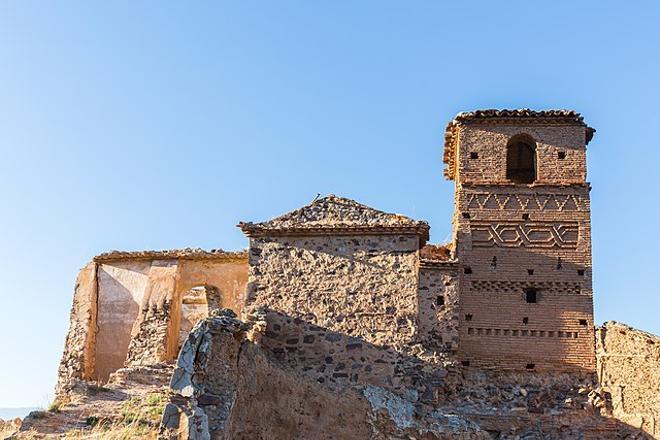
[443,109,596,371]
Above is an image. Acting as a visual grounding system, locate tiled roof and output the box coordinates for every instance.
[442,109,596,180]
[238,195,429,243]
[94,248,247,262]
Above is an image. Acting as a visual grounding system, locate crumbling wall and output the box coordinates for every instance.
[246,308,453,401]
[418,264,460,352]
[56,262,98,396]
[160,310,488,440]
[596,321,660,437]
[246,234,420,349]
[57,251,248,390]
[126,260,179,367]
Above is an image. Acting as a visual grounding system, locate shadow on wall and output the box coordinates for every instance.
[457,246,596,372]
[95,262,150,381]
[168,308,653,439]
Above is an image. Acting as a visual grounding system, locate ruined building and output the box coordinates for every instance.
[37,109,659,439]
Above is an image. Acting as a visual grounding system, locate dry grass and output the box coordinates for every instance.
[63,392,167,440]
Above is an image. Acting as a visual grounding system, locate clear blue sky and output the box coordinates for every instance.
[1,1,658,408]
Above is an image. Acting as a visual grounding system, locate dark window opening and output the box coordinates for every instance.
[527,269,534,275]
[470,152,479,159]
[577,269,585,276]
[491,256,497,269]
[464,267,472,274]
[436,295,445,307]
[522,317,529,325]
[579,319,588,326]
[556,257,562,270]
[506,135,537,183]
[525,288,538,303]
[522,213,529,220]
[461,360,470,367]
[558,151,566,159]
[462,212,471,219]
[526,363,535,370]
[465,314,473,321]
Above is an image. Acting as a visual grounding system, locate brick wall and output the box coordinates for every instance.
[452,121,596,371]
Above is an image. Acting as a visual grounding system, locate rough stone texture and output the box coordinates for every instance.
[418,265,460,352]
[56,262,98,397]
[158,311,652,440]
[246,234,421,349]
[447,116,596,372]
[597,321,660,437]
[160,311,489,440]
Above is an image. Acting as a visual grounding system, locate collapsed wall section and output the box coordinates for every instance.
[596,321,660,437]
[56,249,248,395]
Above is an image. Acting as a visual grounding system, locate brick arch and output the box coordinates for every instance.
[506,133,537,184]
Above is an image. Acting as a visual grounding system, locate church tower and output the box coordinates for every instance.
[443,109,596,371]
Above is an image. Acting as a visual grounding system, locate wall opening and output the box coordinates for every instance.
[525,288,537,303]
[506,134,537,183]
[178,285,222,350]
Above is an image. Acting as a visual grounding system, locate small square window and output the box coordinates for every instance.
[577,269,585,276]
[436,295,445,307]
[526,363,535,370]
[465,314,473,322]
[461,360,470,367]
[579,319,588,326]
[525,288,537,303]
[464,267,473,274]
[462,212,471,219]
[522,317,529,325]
[522,213,529,220]
[470,152,479,159]
[527,269,534,275]
[558,151,566,159]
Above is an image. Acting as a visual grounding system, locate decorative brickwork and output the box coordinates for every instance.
[445,111,596,371]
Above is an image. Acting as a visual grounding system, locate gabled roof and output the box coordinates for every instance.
[238,195,429,244]
[442,109,596,180]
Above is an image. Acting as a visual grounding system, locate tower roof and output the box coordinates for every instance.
[442,109,596,180]
[238,194,429,244]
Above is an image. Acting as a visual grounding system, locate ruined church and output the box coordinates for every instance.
[47,110,659,439]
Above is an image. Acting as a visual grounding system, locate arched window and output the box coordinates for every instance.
[506,135,537,183]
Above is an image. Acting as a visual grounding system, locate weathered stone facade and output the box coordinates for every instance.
[56,249,248,396]
[596,321,660,437]
[42,108,660,440]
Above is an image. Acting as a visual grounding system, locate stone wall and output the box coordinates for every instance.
[417,263,460,352]
[246,234,420,349]
[160,310,488,440]
[56,262,98,396]
[246,307,453,401]
[57,251,248,390]
[596,321,660,437]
